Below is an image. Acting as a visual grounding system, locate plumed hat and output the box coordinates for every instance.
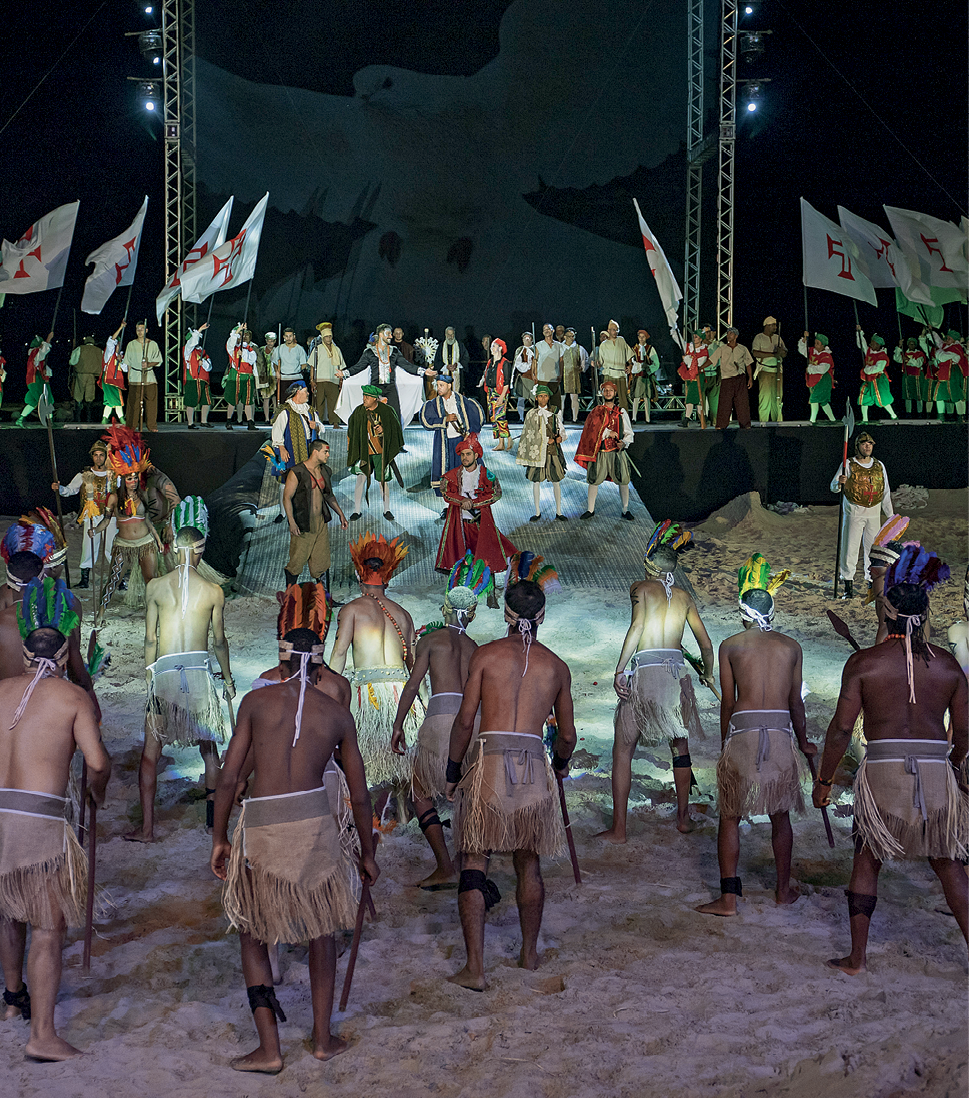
[277,581,333,641]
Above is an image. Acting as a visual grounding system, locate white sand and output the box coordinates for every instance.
[1,487,966,1096]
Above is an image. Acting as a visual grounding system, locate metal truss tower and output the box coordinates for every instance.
[716,0,739,334]
[160,0,196,419]
[682,0,705,337]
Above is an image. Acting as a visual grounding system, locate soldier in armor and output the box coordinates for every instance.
[51,440,120,589]
[830,431,893,599]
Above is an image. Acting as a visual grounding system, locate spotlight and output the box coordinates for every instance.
[741,81,765,112]
[747,102,757,112]
[136,80,161,112]
[138,29,162,64]
[745,4,754,12]
[740,32,767,63]
[144,5,153,11]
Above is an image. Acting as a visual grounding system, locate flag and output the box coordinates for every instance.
[179,193,269,305]
[632,198,684,349]
[0,201,79,295]
[895,285,964,328]
[837,205,935,306]
[884,205,969,291]
[800,198,876,306]
[155,196,234,323]
[80,196,149,315]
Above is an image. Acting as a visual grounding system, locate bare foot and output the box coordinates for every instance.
[775,886,801,906]
[447,966,487,991]
[312,1033,349,1062]
[826,956,866,976]
[518,947,539,971]
[122,829,154,843]
[695,896,739,917]
[3,1003,23,1021]
[417,867,457,890]
[25,1035,83,1061]
[594,828,627,844]
[676,817,696,834]
[230,1047,284,1074]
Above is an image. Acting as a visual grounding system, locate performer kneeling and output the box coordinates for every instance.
[697,554,814,916]
[445,575,575,990]
[813,547,967,973]
[212,628,378,1073]
[0,578,111,1061]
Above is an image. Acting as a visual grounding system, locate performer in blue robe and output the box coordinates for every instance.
[419,373,485,495]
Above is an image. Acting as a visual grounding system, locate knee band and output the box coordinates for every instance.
[720,877,743,897]
[672,753,692,769]
[417,808,441,834]
[458,869,501,911]
[846,890,877,920]
[246,983,287,1022]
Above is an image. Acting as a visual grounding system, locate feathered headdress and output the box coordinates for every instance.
[738,553,790,631]
[506,551,562,594]
[349,533,408,585]
[12,577,78,728]
[172,496,209,541]
[1,522,56,569]
[885,544,950,594]
[18,508,67,567]
[866,514,911,597]
[103,424,151,476]
[644,520,692,561]
[277,581,333,642]
[447,552,494,603]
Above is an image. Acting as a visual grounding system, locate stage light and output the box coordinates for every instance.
[136,80,161,112]
[741,32,767,63]
[745,4,753,11]
[145,5,153,12]
[741,82,765,112]
[746,102,757,112]
[138,30,162,64]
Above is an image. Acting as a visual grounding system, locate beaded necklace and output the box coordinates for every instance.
[364,591,409,663]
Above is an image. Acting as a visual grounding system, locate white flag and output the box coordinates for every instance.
[632,198,684,349]
[155,197,234,323]
[80,196,149,315]
[179,193,269,305]
[837,205,934,306]
[800,198,876,306]
[0,201,79,295]
[884,205,968,290]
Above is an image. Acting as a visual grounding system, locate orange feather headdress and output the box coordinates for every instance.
[103,424,151,476]
[349,533,408,586]
[276,581,333,642]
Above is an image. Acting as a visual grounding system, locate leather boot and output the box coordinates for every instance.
[841,579,853,600]
[78,568,90,589]
[284,569,298,588]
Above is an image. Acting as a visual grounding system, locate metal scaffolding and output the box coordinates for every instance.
[716,0,739,334]
[160,0,196,420]
[682,0,705,337]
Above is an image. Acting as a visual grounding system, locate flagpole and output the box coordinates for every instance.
[46,416,71,588]
[50,285,65,335]
[123,280,135,322]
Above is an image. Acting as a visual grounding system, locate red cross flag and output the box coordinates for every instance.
[0,201,79,295]
[632,198,684,349]
[179,193,268,305]
[80,196,149,315]
[155,196,234,323]
[837,206,935,307]
[884,205,969,292]
[800,198,876,306]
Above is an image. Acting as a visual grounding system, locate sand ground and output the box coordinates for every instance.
[0,484,966,1097]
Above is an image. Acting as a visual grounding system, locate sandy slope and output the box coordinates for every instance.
[0,490,966,1097]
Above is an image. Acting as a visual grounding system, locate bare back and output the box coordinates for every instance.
[255,662,352,708]
[0,604,23,680]
[719,628,803,721]
[145,569,223,657]
[836,639,968,743]
[0,584,18,612]
[0,675,105,797]
[628,581,694,650]
[236,679,358,798]
[333,591,416,672]
[425,627,478,695]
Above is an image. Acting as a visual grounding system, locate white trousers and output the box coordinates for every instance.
[838,502,882,582]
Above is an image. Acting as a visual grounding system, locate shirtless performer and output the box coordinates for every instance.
[329,533,419,787]
[392,554,491,888]
[212,628,378,1073]
[601,524,713,840]
[125,500,234,842]
[445,577,576,990]
[813,552,967,974]
[696,554,813,916]
[0,577,111,1061]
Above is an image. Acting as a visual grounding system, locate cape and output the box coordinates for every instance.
[347,399,405,471]
[419,392,485,488]
[435,463,517,573]
[574,404,625,469]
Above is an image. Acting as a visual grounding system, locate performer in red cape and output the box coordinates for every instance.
[436,434,517,578]
[574,379,634,520]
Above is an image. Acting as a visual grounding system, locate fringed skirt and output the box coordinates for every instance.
[853,739,968,862]
[413,692,480,800]
[455,731,565,858]
[614,650,704,748]
[0,790,86,929]
[223,786,359,944]
[146,651,227,747]
[350,668,422,786]
[716,710,806,818]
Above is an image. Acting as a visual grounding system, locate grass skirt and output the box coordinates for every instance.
[716,710,806,818]
[413,693,479,799]
[146,651,227,747]
[614,650,704,748]
[350,668,422,785]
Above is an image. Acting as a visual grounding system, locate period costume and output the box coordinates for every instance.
[831,433,893,584]
[16,337,52,426]
[517,398,566,484]
[855,330,896,420]
[420,384,485,493]
[346,391,405,485]
[629,336,659,421]
[347,340,427,424]
[123,332,161,432]
[224,324,261,408]
[797,334,836,422]
[512,339,537,413]
[709,337,754,429]
[483,337,511,441]
[182,328,212,410]
[435,332,464,393]
[933,332,968,416]
[752,321,786,422]
[436,439,517,574]
[894,341,926,413]
[308,323,344,426]
[56,441,119,573]
[574,399,633,486]
[286,460,339,580]
[270,397,324,481]
[533,336,564,409]
[69,336,102,418]
[99,333,127,421]
[597,331,632,410]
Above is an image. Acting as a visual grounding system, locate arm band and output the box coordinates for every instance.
[445,758,462,785]
[552,752,570,773]
[815,777,833,787]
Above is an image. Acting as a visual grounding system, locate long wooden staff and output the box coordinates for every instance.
[45,415,71,588]
[77,761,88,843]
[82,797,97,970]
[338,878,370,1011]
[555,773,581,885]
[832,403,854,598]
[805,754,835,848]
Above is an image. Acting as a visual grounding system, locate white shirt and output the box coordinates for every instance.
[460,465,480,498]
[442,393,462,438]
[535,339,564,383]
[271,399,320,448]
[277,342,308,380]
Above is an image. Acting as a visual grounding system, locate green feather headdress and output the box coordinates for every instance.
[172,495,209,540]
[17,577,79,642]
[644,520,692,563]
[737,553,790,598]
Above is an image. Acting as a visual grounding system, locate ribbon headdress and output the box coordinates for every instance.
[19,508,68,569]
[738,553,790,631]
[504,551,561,676]
[171,496,209,616]
[644,520,693,604]
[11,577,78,728]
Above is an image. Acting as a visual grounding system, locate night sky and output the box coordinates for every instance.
[1,0,965,413]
